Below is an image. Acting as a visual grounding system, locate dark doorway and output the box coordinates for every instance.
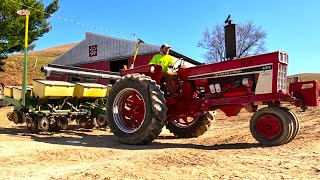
[109,59,128,84]
[110,59,128,73]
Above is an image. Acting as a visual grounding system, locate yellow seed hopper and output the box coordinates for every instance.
[32,79,74,99]
[74,83,109,98]
[4,86,16,98]
[12,86,34,100]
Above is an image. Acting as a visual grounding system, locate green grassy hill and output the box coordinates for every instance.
[288,73,320,82]
[0,43,76,86]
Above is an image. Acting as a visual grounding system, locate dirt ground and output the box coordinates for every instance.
[0,106,319,179]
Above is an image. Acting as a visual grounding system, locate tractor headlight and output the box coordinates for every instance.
[242,77,252,87]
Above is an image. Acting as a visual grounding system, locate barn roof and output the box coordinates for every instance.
[52,32,202,66]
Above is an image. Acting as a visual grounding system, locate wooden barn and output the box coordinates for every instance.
[48,32,202,84]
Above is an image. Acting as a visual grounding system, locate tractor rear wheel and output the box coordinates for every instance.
[166,111,216,138]
[250,107,293,146]
[107,74,167,145]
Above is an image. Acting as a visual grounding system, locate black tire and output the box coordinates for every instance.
[85,119,94,129]
[96,114,108,127]
[49,123,61,132]
[78,116,94,129]
[11,110,25,124]
[38,115,50,132]
[78,117,86,128]
[58,117,69,130]
[48,117,61,132]
[280,108,300,143]
[250,107,293,146]
[26,114,39,133]
[166,111,216,138]
[107,74,167,145]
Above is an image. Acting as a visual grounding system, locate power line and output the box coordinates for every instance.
[9,0,137,39]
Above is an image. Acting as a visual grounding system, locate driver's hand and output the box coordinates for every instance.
[167,69,177,75]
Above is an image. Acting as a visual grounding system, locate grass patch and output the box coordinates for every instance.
[0,54,56,86]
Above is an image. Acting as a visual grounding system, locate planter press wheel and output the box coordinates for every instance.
[57,117,69,130]
[96,114,108,128]
[38,115,50,132]
[107,74,167,145]
[11,110,24,124]
[49,121,61,132]
[48,117,67,132]
[78,116,94,129]
[250,107,294,146]
[166,111,216,138]
[26,114,39,133]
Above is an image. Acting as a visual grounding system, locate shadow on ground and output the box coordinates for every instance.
[0,126,266,151]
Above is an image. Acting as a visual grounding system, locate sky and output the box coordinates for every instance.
[31,0,320,75]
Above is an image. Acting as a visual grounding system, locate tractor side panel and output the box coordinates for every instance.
[255,68,273,94]
[186,52,280,80]
[168,51,294,119]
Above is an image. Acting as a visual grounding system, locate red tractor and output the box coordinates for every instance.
[106,51,319,145]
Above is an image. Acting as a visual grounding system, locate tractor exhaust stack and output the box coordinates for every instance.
[224,15,238,60]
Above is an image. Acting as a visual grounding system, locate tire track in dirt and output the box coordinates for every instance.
[0,106,319,179]
[0,146,120,179]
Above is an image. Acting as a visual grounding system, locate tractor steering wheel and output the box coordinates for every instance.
[172,58,184,72]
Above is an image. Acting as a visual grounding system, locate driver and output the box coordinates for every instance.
[149,44,177,97]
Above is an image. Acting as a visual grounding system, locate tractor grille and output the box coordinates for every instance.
[279,51,288,63]
[278,63,287,92]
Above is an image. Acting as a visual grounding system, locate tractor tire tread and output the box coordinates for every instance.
[166,111,216,138]
[107,74,167,145]
[250,107,293,146]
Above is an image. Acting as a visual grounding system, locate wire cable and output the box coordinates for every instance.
[9,0,137,39]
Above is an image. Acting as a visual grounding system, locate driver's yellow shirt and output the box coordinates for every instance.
[149,54,174,72]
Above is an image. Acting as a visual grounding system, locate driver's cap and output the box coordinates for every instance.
[161,44,171,49]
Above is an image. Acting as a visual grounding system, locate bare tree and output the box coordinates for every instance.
[198,21,267,63]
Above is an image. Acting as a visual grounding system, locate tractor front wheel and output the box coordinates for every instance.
[279,107,300,143]
[250,107,295,146]
[107,74,167,145]
[166,111,216,138]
